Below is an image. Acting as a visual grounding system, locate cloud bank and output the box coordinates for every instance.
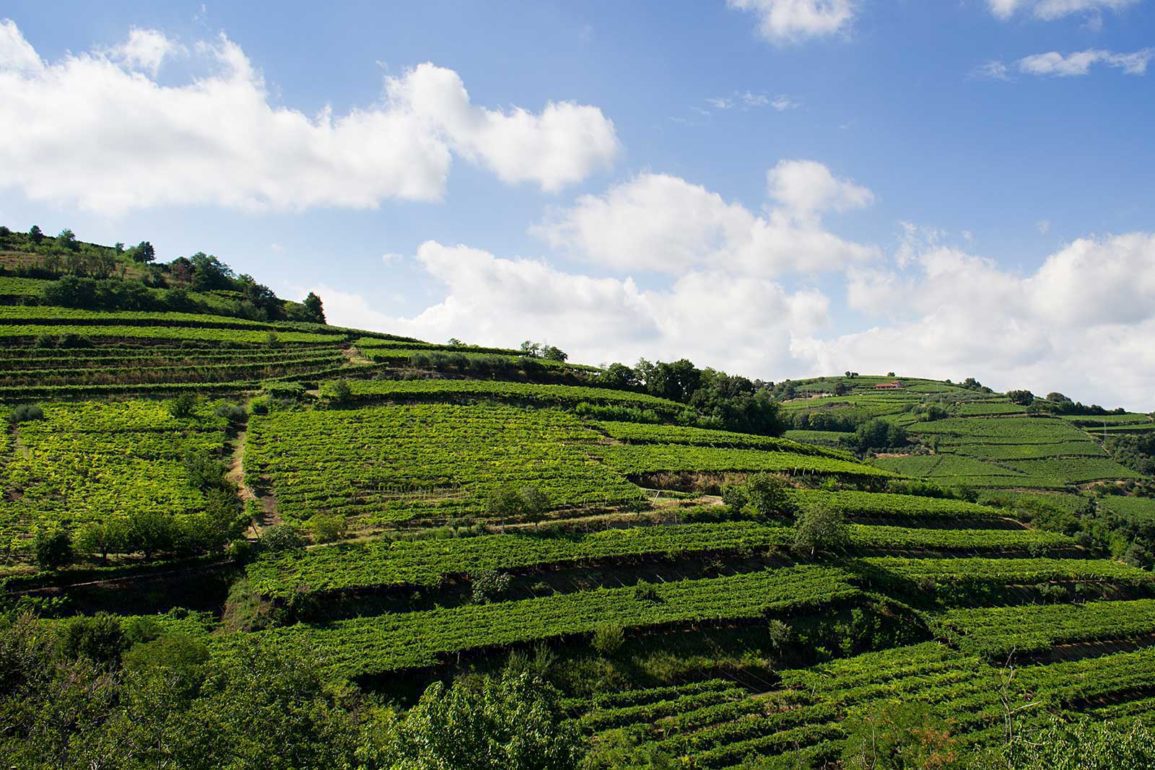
[0,20,619,214]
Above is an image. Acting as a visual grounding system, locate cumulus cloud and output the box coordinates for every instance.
[317,241,831,376]
[1018,48,1152,76]
[802,232,1155,409]
[533,161,877,276]
[727,0,857,43]
[0,20,618,214]
[988,0,1140,20]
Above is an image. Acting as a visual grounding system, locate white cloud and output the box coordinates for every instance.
[988,0,1140,19]
[802,232,1155,409]
[319,241,830,375]
[1018,48,1152,76]
[0,19,41,73]
[533,162,876,276]
[974,60,1011,80]
[108,27,181,76]
[708,91,798,111]
[727,0,857,43]
[0,21,618,214]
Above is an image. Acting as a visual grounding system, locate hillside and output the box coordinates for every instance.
[4,229,1155,768]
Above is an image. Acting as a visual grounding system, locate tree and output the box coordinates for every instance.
[58,228,79,250]
[378,665,584,770]
[598,362,638,389]
[745,473,797,518]
[34,529,74,569]
[852,418,907,453]
[793,503,850,557]
[128,240,154,263]
[29,224,43,243]
[1007,390,1034,406]
[302,291,326,324]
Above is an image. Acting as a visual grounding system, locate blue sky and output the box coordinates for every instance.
[1,1,1153,406]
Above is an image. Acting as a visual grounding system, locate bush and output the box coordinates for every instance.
[318,379,352,406]
[721,482,749,514]
[166,393,198,419]
[34,529,73,570]
[259,524,304,552]
[62,613,126,666]
[307,514,347,543]
[486,485,551,518]
[1001,717,1155,769]
[591,624,625,656]
[841,700,961,770]
[767,619,793,652]
[8,404,45,423]
[745,473,797,518]
[471,570,513,604]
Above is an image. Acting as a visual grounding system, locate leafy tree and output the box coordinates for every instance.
[598,362,638,389]
[57,228,79,250]
[28,224,43,243]
[852,418,908,453]
[302,291,326,324]
[540,344,567,362]
[1007,390,1035,406]
[378,666,584,770]
[745,473,797,518]
[841,700,961,769]
[793,503,850,558]
[34,529,73,570]
[646,359,701,402]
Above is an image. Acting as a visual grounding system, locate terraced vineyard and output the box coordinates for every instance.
[5,237,1155,768]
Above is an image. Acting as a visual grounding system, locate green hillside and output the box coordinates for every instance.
[4,229,1155,768]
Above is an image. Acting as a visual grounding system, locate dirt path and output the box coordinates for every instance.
[225,425,281,537]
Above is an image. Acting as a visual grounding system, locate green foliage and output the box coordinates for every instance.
[166,392,198,419]
[302,291,326,324]
[1006,389,1035,406]
[852,417,908,453]
[307,513,347,543]
[8,403,44,423]
[259,524,304,552]
[247,403,642,528]
[591,623,625,656]
[62,613,126,666]
[378,666,584,770]
[999,718,1155,770]
[471,570,513,604]
[34,528,73,569]
[745,473,798,518]
[841,700,962,769]
[318,378,352,405]
[792,502,850,557]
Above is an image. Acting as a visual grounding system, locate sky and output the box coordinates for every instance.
[1,1,1153,407]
